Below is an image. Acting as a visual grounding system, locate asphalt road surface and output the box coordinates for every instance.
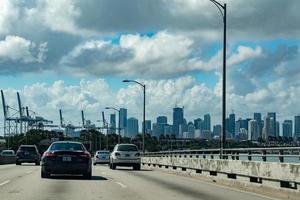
[0,164,279,200]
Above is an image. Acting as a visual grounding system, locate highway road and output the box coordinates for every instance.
[0,164,279,200]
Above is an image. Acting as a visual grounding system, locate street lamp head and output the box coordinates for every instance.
[105,107,110,109]
[122,80,130,83]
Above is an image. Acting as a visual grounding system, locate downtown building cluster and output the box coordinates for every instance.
[108,107,300,142]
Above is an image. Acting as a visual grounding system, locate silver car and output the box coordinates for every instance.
[93,150,110,165]
[109,144,141,170]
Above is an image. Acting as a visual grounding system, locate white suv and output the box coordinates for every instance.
[109,144,141,170]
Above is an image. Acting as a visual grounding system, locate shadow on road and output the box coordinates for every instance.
[47,175,108,181]
[115,167,153,172]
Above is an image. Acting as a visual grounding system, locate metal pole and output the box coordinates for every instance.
[220,3,226,159]
[143,85,146,153]
[118,110,120,144]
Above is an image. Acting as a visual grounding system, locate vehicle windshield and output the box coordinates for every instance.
[97,151,110,154]
[117,145,138,152]
[19,146,36,152]
[50,143,84,151]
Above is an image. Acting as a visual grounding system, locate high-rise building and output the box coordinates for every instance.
[267,112,277,137]
[157,116,167,124]
[262,116,271,140]
[229,113,236,137]
[110,113,116,133]
[187,122,195,138]
[127,117,139,137]
[173,107,184,138]
[282,120,293,137]
[194,118,203,130]
[142,120,152,134]
[119,108,127,136]
[254,113,262,138]
[295,115,300,139]
[164,124,173,136]
[213,124,221,136]
[248,120,260,141]
[276,121,280,137]
[203,114,211,131]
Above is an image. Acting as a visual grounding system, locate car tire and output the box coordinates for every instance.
[83,171,92,179]
[93,163,96,166]
[133,164,141,170]
[41,170,50,178]
[16,161,21,165]
[35,161,40,166]
[111,163,116,170]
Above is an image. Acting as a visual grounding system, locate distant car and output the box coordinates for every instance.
[0,150,15,157]
[16,145,40,165]
[41,141,92,179]
[93,150,110,165]
[110,144,141,170]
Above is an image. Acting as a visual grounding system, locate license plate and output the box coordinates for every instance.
[125,154,130,157]
[62,156,72,162]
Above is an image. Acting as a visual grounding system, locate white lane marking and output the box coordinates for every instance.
[116,182,127,188]
[26,170,33,174]
[0,180,10,187]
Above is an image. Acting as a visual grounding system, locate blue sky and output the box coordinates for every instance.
[0,0,300,135]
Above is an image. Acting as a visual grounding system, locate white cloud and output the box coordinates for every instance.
[60,31,264,77]
[0,35,47,63]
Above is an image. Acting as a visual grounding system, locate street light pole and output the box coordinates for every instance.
[123,80,146,153]
[209,0,226,159]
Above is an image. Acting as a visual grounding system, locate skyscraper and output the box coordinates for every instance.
[248,120,259,141]
[173,107,184,138]
[229,113,236,138]
[295,115,300,139]
[282,120,293,137]
[203,114,211,131]
[262,116,271,140]
[157,116,167,124]
[119,108,127,136]
[267,112,276,137]
[254,113,262,138]
[127,117,139,137]
[110,113,116,133]
[142,120,152,134]
[213,125,221,137]
[194,118,203,130]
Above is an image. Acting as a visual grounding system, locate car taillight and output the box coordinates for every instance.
[80,152,91,158]
[135,153,140,157]
[115,152,121,156]
[43,152,56,157]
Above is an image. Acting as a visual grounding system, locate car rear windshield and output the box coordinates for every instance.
[117,145,138,151]
[50,143,84,151]
[97,151,110,154]
[19,146,36,152]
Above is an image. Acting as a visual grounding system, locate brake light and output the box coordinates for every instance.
[43,152,56,157]
[80,152,91,158]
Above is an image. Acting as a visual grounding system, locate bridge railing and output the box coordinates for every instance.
[143,147,300,163]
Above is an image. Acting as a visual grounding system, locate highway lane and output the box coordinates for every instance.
[0,164,279,200]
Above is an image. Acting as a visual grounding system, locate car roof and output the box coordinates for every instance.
[116,143,137,146]
[19,145,36,147]
[51,141,83,144]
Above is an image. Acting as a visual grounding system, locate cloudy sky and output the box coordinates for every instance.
[0,0,300,134]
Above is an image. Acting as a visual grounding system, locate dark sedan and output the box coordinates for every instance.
[41,141,92,179]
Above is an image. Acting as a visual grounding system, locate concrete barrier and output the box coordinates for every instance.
[0,156,16,165]
[142,156,300,191]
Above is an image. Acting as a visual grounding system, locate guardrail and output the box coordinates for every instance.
[143,147,300,163]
